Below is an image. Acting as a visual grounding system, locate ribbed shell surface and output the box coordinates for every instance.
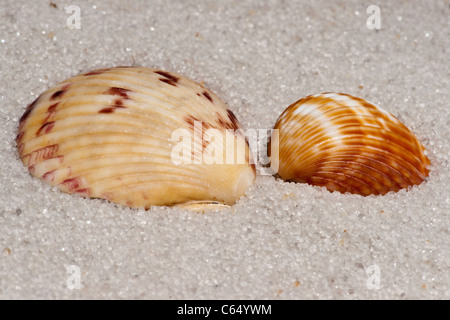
[272,93,430,196]
[17,67,256,208]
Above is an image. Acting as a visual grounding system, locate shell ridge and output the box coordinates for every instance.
[311,170,378,194]
[316,159,403,189]
[314,164,398,194]
[299,143,426,185]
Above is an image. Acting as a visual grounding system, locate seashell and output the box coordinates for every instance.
[16,66,256,209]
[174,200,231,212]
[271,92,430,196]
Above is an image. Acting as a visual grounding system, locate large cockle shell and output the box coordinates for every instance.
[17,66,256,208]
[271,92,430,196]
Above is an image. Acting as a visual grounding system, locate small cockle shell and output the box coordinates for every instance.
[271,92,430,196]
[17,66,256,209]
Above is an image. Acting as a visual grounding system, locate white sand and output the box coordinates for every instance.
[0,0,449,299]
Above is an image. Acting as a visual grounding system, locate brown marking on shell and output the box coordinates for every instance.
[107,87,130,98]
[36,121,55,136]
[42,170,56,183]
[84,68,111,76]
[44,111,56,123]
[99,97,128,113]
[184,115,199,130]
[23,144,59,167]
[203,91,213,102]
[99,107,115,114]
[28,164,36,175]
[45,102,59,122]
[19,108,33,128]
[114,98,124,106]
[55,155,64,164]
[155,70,179,83]
[15,131,24,144]
[33,155,65,178]
[47,102,59,113]
[98,102,126,114]
[227,109,240,130]
[19,95,41,127]
[84,70,104,76]
[59,177,81,193]
[159,78,177,86]
[185,111,246,155]
[50,84,71,100]
[74,188,91,196]
[216,112,239,131]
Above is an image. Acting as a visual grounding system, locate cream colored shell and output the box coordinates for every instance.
[271,92,430,196]
[17,67,256,208]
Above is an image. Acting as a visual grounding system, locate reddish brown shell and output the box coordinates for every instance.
[271,93,430,196]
